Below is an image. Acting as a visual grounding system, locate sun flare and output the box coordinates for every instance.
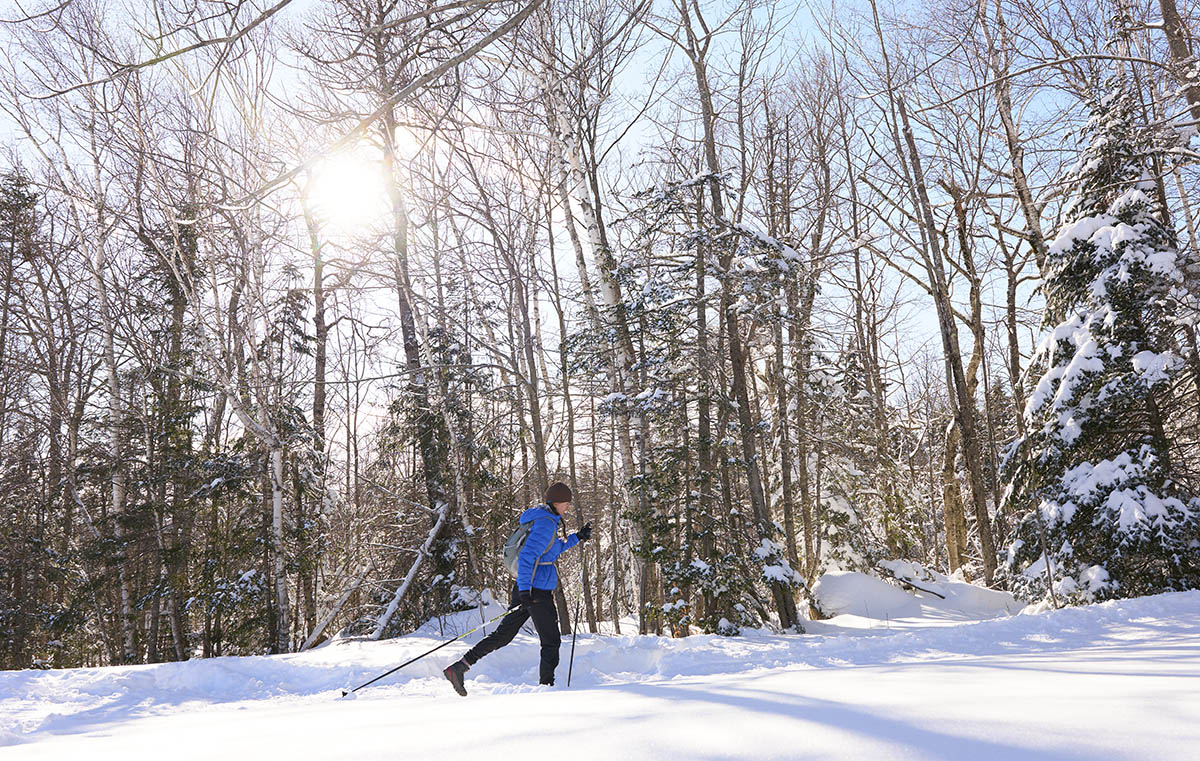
[307,153,390,232]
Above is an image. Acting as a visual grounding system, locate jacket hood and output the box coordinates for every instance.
[520,505,559,525]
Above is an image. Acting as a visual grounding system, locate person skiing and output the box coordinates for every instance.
[443,482,591,695]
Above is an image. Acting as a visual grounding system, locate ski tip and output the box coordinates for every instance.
[341,688,356,700]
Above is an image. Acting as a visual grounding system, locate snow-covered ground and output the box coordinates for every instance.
[4,580,1200,760]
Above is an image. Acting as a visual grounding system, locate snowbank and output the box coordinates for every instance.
[812,571,924,619]
[811,566,1022,628]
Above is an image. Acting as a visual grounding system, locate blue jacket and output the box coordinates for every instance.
[516,505,579,591]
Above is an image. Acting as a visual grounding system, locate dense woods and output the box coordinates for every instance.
[1,0,1198,669]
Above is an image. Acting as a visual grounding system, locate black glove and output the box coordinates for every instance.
[516,589,534,609]
[576,522,592,543]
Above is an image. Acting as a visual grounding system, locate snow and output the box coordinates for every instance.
[1060,453,1141,497]
[812,571,924,620]
[753,537,785,561]
[1037,453,1194,538]
[1045,213,1112,259]
[1022,552,1049,580]
[878,561,1024,617]
[813,568,1021,626]
[1105,488,1186,535]
[4,588,1200,760]
[1059,415,1083,444]
[1078,565,1111,595]
[761,565,800,584]
[730,220,800,263]
[1039,496,1078,526]
[1024,314,1104,421]
[1046,331,1103,414]
[1131,350,1178,384]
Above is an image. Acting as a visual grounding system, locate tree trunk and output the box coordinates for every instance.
[547,207,597,632]
[1157,0,1200,123]
[981,0,1049,272]
[546,80,647,631]
[678,0,799,628]
[694,190,718,619]
[943,420,969,575]
[380,107,453,610]
[270,445,289,653]
[91,243,136,664]
[304,199,326,638]
[868,0,996,583]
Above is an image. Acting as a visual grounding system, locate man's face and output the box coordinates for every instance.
[553,500,572,514]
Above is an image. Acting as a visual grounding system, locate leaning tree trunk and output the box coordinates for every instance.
[371,502,451,639]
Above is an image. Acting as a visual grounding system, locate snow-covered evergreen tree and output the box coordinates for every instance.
[1002,80,1200,603]
[809,353,887,578]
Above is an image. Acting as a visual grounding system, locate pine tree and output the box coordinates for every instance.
[809,351,887,577]
[1002,80,1200,603]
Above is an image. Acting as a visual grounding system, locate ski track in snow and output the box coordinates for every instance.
[3,590,1199,760]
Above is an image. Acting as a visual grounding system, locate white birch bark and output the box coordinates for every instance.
[301,561,375,651]
[544,68,649,627]
[270,445,289,653]
[89,240,136,664]
[371,499,451,639]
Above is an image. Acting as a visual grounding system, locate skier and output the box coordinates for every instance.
[443,482,591,695]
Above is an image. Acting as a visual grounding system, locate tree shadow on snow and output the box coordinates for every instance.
[601,680,1134,761]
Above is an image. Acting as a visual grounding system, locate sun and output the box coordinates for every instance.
[307,152,390,233]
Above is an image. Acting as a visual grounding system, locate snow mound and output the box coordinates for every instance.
[812,565,1022,627]
[880,560,1023,615]
[812,571,923,620]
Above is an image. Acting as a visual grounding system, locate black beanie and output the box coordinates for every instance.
[544,482,573,504]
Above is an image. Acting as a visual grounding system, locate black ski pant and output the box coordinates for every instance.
[463,584,560,684]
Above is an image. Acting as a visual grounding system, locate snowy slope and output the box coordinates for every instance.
[4,589,1200,760]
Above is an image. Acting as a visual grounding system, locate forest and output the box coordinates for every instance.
[0,0,1198,670]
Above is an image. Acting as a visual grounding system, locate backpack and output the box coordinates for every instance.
[502,516,557,577]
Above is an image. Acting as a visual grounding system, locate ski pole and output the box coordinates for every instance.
[567,544,585,687]
[340,603,518,698]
